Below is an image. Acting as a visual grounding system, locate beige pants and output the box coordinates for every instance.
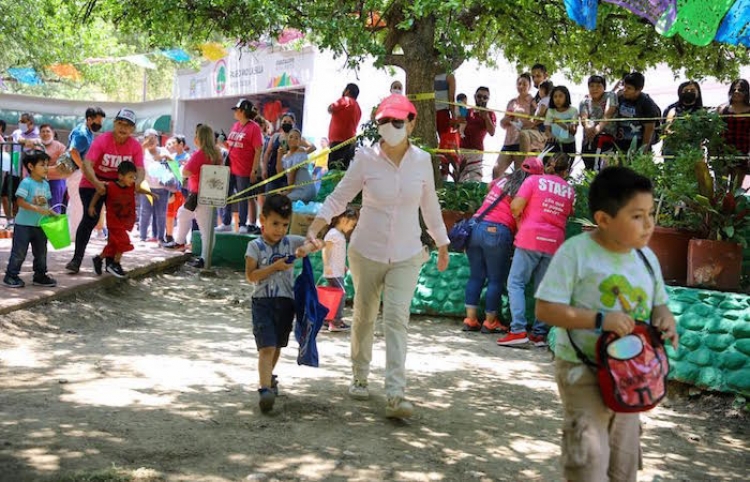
[555,359,642,482]
[348,248,423,398]
[459,153,484,182]
[66,170,83,241]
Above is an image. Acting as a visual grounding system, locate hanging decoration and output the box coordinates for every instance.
[161,48,191,62]
[564,0,599,30]
[124,54,157,69]
[7,68,42,85]
[48,63,82,81]
[715,0,750,46]
[200,42,228,61]
[277,28,305,45]
[564,0,749,47]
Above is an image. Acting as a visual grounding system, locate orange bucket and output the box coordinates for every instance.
[316,286,345,321]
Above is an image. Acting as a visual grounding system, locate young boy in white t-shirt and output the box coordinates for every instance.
[535,166,678,482]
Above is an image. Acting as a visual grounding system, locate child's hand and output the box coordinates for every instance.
[150,192,160,201]
[652,310,679,350]
[437,245,450,272]
[40,208,56,217]
[87,205,97,217]
[272,257,294,272]
[603,312,635,338]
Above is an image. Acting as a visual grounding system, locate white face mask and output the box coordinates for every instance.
[18,123,28,133]
[391,88,403,95]
[378,122,407,147]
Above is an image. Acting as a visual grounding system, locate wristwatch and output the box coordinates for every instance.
[595,311,604,334]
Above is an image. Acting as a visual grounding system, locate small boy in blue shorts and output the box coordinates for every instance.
[535,166,679,481]
[245,193,322,413]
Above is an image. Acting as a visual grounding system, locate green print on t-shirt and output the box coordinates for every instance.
[598,274,651,322]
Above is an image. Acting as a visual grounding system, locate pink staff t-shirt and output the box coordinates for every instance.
[227,120,263,177]
[81,132,144,189]
[514,174,575,255]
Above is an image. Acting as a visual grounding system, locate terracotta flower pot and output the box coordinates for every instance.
[441,210,472,233]
[687,239,743,291]
[647,226,695,285]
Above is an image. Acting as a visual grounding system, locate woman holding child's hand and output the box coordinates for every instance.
[306,94,450,421]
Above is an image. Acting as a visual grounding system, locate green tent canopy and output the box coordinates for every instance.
[0,109,171,134]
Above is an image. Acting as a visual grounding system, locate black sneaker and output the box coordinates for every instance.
[105,263,127,278]
[187,258,205,269]
[32,274,57,287]
[92,255,103,276]
[3,275,25,288]
[247,225,262,235]
[65,258,81,274]
[162,241,186,250]
[258,387,276,413]
[164,235,174,243]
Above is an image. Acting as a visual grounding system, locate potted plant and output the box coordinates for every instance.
[436,181,487,232]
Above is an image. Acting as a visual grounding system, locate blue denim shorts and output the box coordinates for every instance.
[251,297,295,349]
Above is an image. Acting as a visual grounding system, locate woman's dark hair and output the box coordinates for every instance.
[22,149,50,170]
[518,73,532,84]
[589,166,653,218]
[549,152,572,173]
[677,80,703,108]
[728,79,750,106]
[499,168,531,198]
[281,112,297,124]
[550,86,572,109]
[587,75,606,89]
[0,119,6,134]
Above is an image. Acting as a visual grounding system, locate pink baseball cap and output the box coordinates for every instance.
[521,157,544,175]
[375,94,418,121]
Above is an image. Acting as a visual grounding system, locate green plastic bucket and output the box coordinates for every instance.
[40,214,71,250]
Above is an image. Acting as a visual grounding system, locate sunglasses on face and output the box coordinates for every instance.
[377,118,405,128]
[476,94,489,100]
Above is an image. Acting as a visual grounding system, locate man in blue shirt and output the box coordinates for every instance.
[66,107,106,241]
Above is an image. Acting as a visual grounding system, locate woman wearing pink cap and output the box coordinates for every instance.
[462,157,543,334]
[307,94,450,420]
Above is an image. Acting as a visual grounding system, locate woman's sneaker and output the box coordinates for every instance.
[3,275,25,288]
[258,387,276,413]
[462,318,481,332]
[385,397,414,419]
[32,274,57,287]
[481,319,508,334]
[348,379,369,400]
[496,332,529,346]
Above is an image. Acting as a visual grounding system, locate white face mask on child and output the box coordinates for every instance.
[378,123,407,147]
[391,88,403,95]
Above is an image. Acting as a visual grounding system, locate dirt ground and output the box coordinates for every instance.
[0,267,748,482]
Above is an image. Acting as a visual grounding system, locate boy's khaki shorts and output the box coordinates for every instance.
[555,359,642,482]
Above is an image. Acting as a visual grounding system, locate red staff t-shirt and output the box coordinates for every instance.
[82,132,144,189]
[226,120,263,177]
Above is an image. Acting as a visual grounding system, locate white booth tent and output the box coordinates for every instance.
[172,45,404,149]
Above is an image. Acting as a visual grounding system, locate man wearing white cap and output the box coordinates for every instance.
[65,108,150,274]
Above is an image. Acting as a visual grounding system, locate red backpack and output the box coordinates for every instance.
[569,250,670,413]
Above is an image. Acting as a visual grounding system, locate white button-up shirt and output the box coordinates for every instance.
[317,143,450,264]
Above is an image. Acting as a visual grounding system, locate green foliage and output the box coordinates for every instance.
[436,182,487,212]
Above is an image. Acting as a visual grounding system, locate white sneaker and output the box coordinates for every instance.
[215,224,232,232]
[385,397,414,419]
[238,226,249,234]
[348,379,369,400]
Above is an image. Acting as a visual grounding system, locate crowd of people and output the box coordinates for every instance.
[436,65,750,181]
[0,66,744,481]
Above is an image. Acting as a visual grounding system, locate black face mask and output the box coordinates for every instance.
[91,122,102,132]
[680,91,697,105]
[281,123,293,133]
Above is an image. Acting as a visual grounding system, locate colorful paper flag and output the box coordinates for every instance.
[200,42,228,61]
[7,68,42,85]
[125,54,157,69]
[564,0,599,30]
[48,63,82,81]
[277,28,305,45]
[715,0,750,47]
[161,48,191,62]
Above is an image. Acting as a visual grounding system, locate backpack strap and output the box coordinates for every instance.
[567,329,598,368]
[474,186,508,223]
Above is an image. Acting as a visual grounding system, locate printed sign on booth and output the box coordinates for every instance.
[199,165,231,207]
